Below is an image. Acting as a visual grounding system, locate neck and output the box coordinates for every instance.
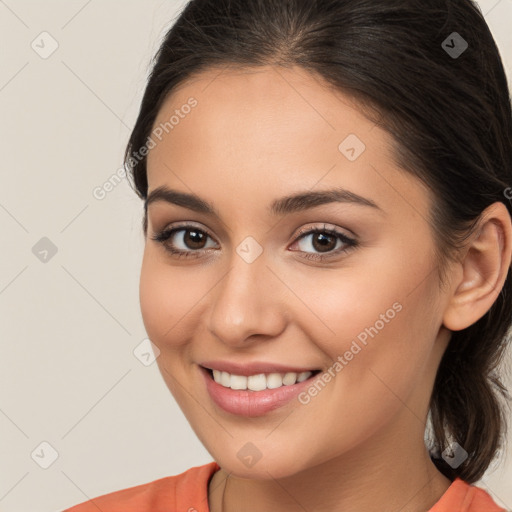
[208,416,452,512]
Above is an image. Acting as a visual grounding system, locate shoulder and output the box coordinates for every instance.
[430,477,507,512]
[61,461,220,512]
[466,483,508,512]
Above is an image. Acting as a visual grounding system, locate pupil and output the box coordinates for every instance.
[186,230,205,249]
[313,233,335,252]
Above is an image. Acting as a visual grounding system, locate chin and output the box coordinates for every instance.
[210,444,316,480]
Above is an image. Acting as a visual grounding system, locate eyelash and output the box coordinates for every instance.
[150,222,358,261]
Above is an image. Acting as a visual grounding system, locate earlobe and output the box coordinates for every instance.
[443,202,512,332]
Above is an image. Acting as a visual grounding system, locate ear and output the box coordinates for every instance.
[443,202,512,331]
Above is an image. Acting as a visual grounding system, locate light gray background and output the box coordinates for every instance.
[0,1,511,511]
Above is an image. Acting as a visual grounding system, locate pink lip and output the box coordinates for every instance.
[200,359,318,376]
[199,365,320,417]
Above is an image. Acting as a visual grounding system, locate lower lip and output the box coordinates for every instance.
[200,366,319,417]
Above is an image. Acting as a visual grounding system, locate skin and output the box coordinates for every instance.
[140,64,512,512]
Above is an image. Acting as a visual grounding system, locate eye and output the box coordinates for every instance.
[290,224,358,261]
[151,223,218,259]
[150,222,358,261]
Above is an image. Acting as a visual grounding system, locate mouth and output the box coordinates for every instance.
[202,366,322,391]
[199,364,323,417]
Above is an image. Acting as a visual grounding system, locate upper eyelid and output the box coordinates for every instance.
[166,221,217,240]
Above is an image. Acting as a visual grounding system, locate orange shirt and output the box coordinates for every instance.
[62,461,507,512]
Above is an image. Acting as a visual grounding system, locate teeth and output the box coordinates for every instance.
[220,371,230,387]
[248,374,267,391]
[211,369,314,390]
[230,374,247,390]
[297,371,311,383]
[282,372,297,385]
[266,373,283,389]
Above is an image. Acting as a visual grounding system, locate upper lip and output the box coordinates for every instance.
[200,360,320,376]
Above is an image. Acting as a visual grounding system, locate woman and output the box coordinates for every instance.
[64,0,512,510]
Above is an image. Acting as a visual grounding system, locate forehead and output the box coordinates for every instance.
[149,64,375,155]
[146,64,431,222]
[148,66,385,164]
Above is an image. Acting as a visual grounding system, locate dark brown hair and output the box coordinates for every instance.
[124,0,512,483]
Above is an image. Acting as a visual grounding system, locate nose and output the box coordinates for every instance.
[207,249,288,347]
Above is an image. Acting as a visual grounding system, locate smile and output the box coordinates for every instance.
[209,368,319,390]
[200,365,322,417]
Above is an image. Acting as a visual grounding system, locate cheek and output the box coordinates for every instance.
[289,263,403,349]
[283,269,439,461]
[291,247,440,394]
[139,250,199,349]
[139,252,202,407]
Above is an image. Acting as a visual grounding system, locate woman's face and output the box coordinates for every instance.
[141,65,453,479]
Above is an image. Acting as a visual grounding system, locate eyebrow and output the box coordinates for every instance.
[144,185,383,217]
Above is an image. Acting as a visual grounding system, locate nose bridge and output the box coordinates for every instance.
[208,243,286,345]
